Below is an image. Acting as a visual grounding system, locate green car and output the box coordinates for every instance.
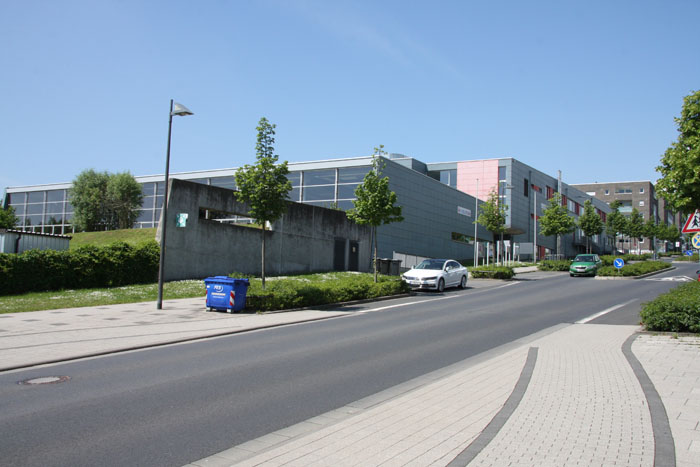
[569,254,603,277]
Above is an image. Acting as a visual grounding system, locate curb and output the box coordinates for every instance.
[594,266,676,280]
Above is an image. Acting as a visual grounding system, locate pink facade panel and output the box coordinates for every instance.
[456,160,499,201]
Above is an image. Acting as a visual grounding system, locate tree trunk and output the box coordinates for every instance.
[373,226,378,283]
[261,225,266,290]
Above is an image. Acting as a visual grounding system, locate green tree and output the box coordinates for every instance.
[606,200,628,254]
[643,218,660,258]
[627,208,645,254]
[658,223,681,251]
[234,117,292,289]
[69,169,111,231]
[0,205,19,229]
[656,90,700,215]
[578,200,603,253]
[539,193,576,258]
[106,172,144,229]
[347,145,404,282]
[475,190,506,263]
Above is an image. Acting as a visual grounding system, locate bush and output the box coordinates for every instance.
[0,241,160,295]
[470,266,514,279]
[597,260,671,277]
[243,273,410,311]
[537,260,570,272]
[674,253,699,262]
[599,254,651,266]
[641,282,700,332]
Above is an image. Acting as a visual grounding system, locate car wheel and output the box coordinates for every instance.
[437,278,445,292]
[569,273,574,277]
[459,275,467,289]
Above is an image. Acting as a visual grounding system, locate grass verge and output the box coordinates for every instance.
[0,272,408,314]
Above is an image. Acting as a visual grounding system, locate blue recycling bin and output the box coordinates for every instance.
[204,276,249,312]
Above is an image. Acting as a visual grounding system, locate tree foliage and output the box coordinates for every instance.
[578,200,603,253]
[0,206,19,229]
[626,208,645,254]
[476,190,506,256]
[656,90,700,215]
[605,200,628,252]
[106,173,144,230]
[68,170,143,232]
[234,117,292,289]
[539,193,576,254]
[347,145,404,282]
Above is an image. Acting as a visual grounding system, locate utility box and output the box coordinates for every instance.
[204,276,249,312]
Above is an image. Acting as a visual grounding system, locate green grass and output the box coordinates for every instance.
[0,272,408,314]
[69,228,157,249]
[0,280,204,314]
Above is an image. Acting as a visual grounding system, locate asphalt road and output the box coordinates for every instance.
[0,263,696,467]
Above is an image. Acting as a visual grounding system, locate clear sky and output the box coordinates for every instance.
[2,0,698,196]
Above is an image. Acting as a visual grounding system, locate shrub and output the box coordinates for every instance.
[600,254,652,266]
[641,282,700,332]
[470,266,514,279]
[537,260,570,272]
[0,240,160,295]
[243,273,409,311]
[597,260,671,277]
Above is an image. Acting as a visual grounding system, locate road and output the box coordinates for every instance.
[0,262,696,466]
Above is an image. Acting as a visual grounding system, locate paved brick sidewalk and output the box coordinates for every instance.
[634,334,700,467]
[0,298,349,371]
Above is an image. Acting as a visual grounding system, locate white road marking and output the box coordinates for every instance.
[576,299,638,324]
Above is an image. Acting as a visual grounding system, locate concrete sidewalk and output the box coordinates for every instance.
[1,295,699,466]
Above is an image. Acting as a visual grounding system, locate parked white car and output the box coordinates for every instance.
[402,259,468,292]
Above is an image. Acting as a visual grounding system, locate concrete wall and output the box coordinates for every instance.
[158,179,372,281]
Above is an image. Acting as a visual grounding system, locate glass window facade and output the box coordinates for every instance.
[4,164,373,233]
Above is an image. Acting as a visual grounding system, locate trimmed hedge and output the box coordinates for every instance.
[244,274,410,311]
[537,260,571,272]
[597,260,671,277]
[0,241,160,295]
[470,266,514,279]
[641,282,700,332]
[600,254,651,266]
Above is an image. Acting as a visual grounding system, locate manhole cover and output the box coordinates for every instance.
[19,376,70,385]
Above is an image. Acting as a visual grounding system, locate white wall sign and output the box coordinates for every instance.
[457,206,472,217]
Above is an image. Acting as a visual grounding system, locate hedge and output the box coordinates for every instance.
[641,282,700,332]
[597,260,671,277]
[470,266,514,279]
[600,254,651,266]
[244,274,410,311]
[0,241,160,295]
[537,260,570,272]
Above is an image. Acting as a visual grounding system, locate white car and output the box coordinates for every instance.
[402,259,468,292]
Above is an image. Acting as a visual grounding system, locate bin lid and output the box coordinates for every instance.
[204,276,235,284]
[232,278,250,285]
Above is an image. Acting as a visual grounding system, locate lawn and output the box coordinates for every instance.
[69,228,157,249]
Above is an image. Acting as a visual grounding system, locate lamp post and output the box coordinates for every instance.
[157,100,193,310]
[498,181,513,265]
[473,178,479,267]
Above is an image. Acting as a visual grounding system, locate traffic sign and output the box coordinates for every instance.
[613,258,625,269]
[682,209,700,233]
[692,233,700,249]
[686,250,694,256]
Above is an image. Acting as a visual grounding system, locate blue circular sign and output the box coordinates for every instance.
[692,233,700,249]
[614,258,625,269]
[686,250,695,256]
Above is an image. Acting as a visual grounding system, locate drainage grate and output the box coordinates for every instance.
[19,376,70,386]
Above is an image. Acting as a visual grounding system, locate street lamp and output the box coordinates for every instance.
[499,181,513,265]
[157,100,193,310]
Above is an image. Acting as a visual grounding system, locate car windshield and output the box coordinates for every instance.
[415,259,446,270]
[574,255,595,262]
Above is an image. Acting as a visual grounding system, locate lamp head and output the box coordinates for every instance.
[171,102,194,116]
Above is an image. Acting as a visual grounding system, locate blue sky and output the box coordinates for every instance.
[2,0,698,195]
